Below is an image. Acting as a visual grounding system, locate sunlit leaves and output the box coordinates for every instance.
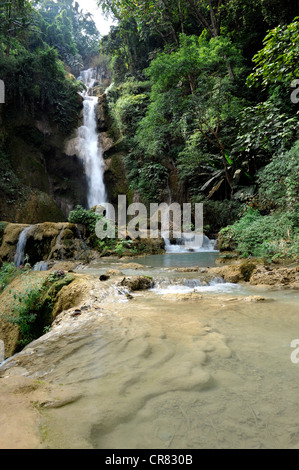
[247,17,299,89]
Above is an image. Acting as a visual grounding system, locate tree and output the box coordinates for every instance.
[247,17,299,91]
[0,0,35,57]
[37,0,101,70]
[234,18,299,165]
[135,34,244,196]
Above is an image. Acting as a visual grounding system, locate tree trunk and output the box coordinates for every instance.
[6,2,12,58]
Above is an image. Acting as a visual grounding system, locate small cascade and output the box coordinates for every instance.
[14,226,33,267]
[152,276,240,295]
[77,68,107,209]
[56,224,66,261]
[33,261,49,272]
[163,234,218,253]
[46,224,66,261]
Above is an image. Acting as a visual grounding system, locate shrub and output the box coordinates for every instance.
[257,141,299,211]
[219,208,299,260]
[0,263,20,293]
[7,272,75,348]
[68,205,103,235]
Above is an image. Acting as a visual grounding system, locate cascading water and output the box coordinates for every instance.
[14,226,32,267]
[77,68,107,209]
[163,234,218,253]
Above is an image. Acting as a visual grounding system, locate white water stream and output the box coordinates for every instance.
[164,235,218,253]
[77,68,107,209]
[14,226,32,267]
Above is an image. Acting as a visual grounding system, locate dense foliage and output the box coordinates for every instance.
[98,0,298,260]
[0,0,298,261]
[0,0,104,132]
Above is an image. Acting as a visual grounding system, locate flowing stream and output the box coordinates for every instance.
[14,226,32,267]
[5,69,299,450]
[164,235,218,254]
[0,262,298,450]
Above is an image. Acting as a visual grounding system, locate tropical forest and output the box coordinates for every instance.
[0,0,298,451]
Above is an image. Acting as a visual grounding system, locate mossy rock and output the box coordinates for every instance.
[51,277,91,319]
[0,271,76,357]
[15,192,65,225]
[0,221,8,247]
[39,273,75,324]
[240,261,257,282]
[104,153,134,206]
[0,223,30,264]
[61,228,75,240]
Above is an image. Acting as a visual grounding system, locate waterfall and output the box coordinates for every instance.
[33,261,49,272]
[14,226,32,267]
[77,68,107,209]
[163,234,218,253]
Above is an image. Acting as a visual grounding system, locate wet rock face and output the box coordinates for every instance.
[249,265,299,288]
[209,261,299,288]
[0,222,87,266]
[0,224,30,264]
[120,276,154,291]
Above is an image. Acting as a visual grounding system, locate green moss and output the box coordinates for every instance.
[105,153,134,205]
[7,272,75,349]
[240,262,257,282]
[15,192,65,224]
[0,222,8,246]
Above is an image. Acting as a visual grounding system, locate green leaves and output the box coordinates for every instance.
[235,99,299,160]
[257,140,299,211]
[247,18,299,89]
[219,207,299,260]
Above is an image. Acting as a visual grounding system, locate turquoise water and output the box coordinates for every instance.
[135,251,219,268]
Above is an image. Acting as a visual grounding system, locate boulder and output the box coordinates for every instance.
[106,269,123,276]
[250,266,299,288]
[120,263,145,270]
[173,267,200,273]
[120,276,154,291]
[0,224,30,264]
[0,222,87,266]
[161,292,203,302]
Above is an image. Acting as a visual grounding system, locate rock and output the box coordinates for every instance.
[173,267,199,273]
[14,193,65,225]
[209,260,258,284]
[250,266,299,288]
[0,222,89,266]
[106,269,123,276]
[71,310,82,317]
[98,132,114,153]
[239,261,257,282]
[0,339,4,363]
[100,275,110,281]
[120,276,154,291]
[243,296,266,302]
[51,277,91,320]
[120,263,145,270]
[161,292,203,302]
[50,261,79,272]
[0,223,30,263]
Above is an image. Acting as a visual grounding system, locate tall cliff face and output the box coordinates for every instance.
[0,79,137,225]
[0,98,88,223]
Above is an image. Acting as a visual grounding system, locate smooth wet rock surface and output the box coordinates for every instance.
[0,265,298,449]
